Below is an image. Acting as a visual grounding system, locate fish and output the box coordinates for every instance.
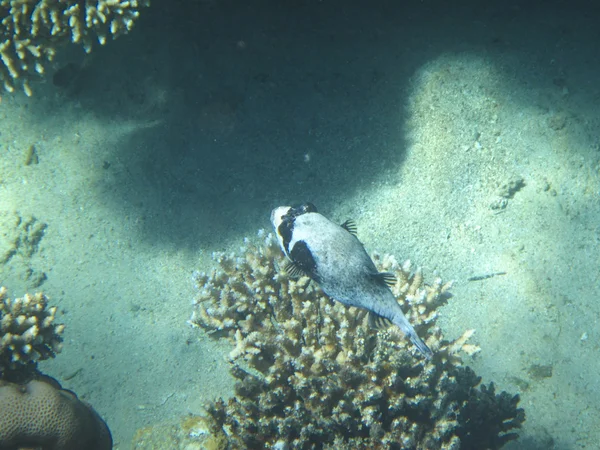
[270,203,433,359]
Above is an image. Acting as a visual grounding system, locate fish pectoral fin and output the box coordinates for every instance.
[340,219,357,236]
[283,259,309,278]
[372,271,398,288]
[368,311,393,330]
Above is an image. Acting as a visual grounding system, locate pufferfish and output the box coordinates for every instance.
[270,202,433,359]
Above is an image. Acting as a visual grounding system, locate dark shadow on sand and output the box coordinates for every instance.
[32,0,600,257]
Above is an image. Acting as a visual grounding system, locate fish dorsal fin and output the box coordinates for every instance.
[368,311,393,329]
[283,259,307,278]
[372,271,397,288]
[341,219,357,236]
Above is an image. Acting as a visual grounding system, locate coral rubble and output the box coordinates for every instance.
[132,415,227,450]
[0,0,149,95]
[0,286,64,379]
[0,211,48,288]
[190,231,525,449]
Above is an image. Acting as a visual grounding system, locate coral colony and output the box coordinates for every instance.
[0,286,112,449]
[190,231,525,449]
[0,0,148,95]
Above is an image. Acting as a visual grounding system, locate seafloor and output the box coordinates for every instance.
[1,0,599,448]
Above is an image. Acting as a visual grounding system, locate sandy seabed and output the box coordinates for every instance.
[1,0,599,448]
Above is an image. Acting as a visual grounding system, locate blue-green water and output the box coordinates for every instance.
[1,0,599,448]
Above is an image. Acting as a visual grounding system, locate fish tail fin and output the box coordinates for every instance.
[409,333,433,360]
[393,314,433,360]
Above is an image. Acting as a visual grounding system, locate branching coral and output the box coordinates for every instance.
[0,0,149,95]
[190,231,525,449]
[0,286,64,379]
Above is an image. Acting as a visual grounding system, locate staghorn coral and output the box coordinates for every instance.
[190,230,525,449]
[0,0,149,95]
[0,374,112,450]
[0,286,64,379]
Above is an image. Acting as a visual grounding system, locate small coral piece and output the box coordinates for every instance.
[0,286,64,378]
[131,415,227,450]
[0,0,149,95]
[190,231,525,449]
[0,211,48,288]
[0,375,112,450]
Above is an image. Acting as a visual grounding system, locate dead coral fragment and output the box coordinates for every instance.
[190,231,524,449]
[131,415,227,450]
[0,286,64,377]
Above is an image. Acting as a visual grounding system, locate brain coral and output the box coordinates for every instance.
[0,375,112,450]
[0,0,149,95]
[0,286,64,379]
[190,231,525,449]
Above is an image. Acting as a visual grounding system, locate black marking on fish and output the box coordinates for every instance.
[277,218,294,254]
[341,219,357,236]
[277,203,317,253]
[289,240,319,282]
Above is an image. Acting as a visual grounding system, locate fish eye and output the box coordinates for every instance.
[290,202,317,216]
[281,203,318,225]
[301,202,317,213]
